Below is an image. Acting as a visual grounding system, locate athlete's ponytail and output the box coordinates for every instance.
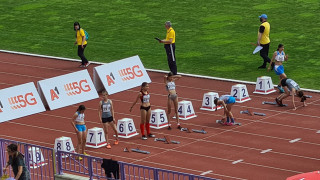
[214,97,218,111]
[277,44,284,51]
[77,105,86,112]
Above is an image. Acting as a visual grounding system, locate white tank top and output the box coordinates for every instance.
[166,81,176,91]
[275,51,285,62]
[75,112,85,123]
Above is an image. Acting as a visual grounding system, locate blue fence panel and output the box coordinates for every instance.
[0,138,218,180]
[0,138,55,180]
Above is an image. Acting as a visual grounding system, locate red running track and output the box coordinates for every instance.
[0,52,320,180]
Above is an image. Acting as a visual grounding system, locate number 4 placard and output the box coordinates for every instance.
[117,118,138,138]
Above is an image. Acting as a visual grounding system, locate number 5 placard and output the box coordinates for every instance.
[37,70,98,110]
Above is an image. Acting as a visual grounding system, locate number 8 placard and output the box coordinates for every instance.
[117,118,138,138]
[54,136,75,158]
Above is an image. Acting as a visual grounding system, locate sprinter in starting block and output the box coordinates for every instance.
[276,78,307,110]
[214,95,236,125]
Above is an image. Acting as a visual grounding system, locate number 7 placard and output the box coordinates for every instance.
[37,70,99,110]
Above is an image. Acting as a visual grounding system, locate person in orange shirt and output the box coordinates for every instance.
[159,21,177,75]
[257,14,271,69]
[74,22,90,67]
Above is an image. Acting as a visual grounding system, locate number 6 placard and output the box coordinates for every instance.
[117,118,138,138]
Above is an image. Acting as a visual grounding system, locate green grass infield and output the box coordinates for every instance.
[0,0,319,89]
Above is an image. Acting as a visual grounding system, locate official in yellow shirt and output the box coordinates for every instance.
[159,21,177,75]
[74,22,89,67]
[257,14,271,69]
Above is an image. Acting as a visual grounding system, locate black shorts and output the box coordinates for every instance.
[140,106,151,111]
[102,116,113,123]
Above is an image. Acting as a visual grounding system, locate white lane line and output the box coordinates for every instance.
[317,130,320,134]
[232,159,243,164]
[260,149,272,154]
[289,138,301,143]
[200,170,213,175]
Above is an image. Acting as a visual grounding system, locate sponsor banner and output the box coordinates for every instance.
[0,82,46,123]
[93,55,151,94]
[37,70,98,110]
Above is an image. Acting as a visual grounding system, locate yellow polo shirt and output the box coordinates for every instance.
[165,27,175,44]
[76,28,87,45]
[258,22,270,45]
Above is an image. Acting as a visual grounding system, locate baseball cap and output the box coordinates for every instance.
[259,14,268,19]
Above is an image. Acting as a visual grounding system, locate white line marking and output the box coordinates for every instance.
[289,138,301,143]
[317,130,320,134]
[232,159,243,164]
[1,49,320,93]
[260,149,272,154]
[200,170,213,175]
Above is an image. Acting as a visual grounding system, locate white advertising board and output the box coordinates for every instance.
[37,70,98,110]
[93,55,151,94]
[0,82,46,123]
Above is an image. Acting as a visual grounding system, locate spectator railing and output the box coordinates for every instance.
[0,138,218,180]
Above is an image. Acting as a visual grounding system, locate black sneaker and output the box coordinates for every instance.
[275,98,284,107]
[141,135,147,140]
[258,65,266,69]
[147,134,155,138]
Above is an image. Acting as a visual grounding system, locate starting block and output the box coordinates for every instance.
[131,147,150,154]
[154,136,180,144]
[231,84,251,103]
[28,147,47,169]
[86,127,107,148]
[54,136,75,158]
[305,95,312,98]
[117,118,139,138]
[180,127,192,133]
[174,100,197,120]
[150,109,169,129]
[200,92,223,111]
[240,109,266,116]
[262,101,288,107]
[216,120,241,126]
[191,129,207,134]
[253,76,276,94]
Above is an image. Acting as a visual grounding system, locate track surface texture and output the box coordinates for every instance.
[0,52,319,180]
